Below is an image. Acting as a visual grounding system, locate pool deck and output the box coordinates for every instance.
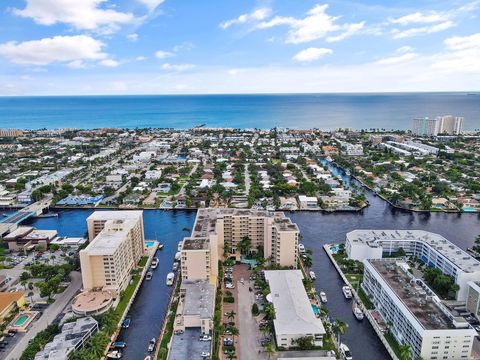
[8,311,40,332]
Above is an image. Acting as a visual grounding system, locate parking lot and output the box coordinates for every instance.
[168,328,211,360]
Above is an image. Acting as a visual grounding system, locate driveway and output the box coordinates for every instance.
[235,265,265,360]
[6,271,82,360]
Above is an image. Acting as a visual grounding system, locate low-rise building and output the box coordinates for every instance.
[0,292,25,320]
[298,195,318,209]
[264,270,325,349]
[3,226,57,251]
[174,280,214,335]
[363,259,475,360]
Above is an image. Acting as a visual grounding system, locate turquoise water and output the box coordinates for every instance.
[311,304,319,315]
[0,93,479,130]
[144,241,155,247]
[14,314,29,326]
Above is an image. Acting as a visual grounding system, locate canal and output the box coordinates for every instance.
[26,183,479,360]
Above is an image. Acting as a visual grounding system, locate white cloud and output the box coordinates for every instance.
[432,33,480,73]
[161,63,195,72]
[390,11,448,25]
[111,81,128,91]
[127,33,139,42]
[67,60,87,69]
[155,50,175,59]
[220,7,271,29]
[12,0,134,33]
[293,47,332,62]
[256,4,363,44]
[99,59,120,67]
[137,0,165,12]
[392,20,454,39]
[376,52,418,65]
[327,21,365,42]
[136,56,147,61]
[0,35,107,66]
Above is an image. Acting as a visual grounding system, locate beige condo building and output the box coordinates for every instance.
[80,211,145,295]
[180,209,299,283]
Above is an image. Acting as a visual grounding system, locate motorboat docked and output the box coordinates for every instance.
[342,285,352,299]
[340,343,353,360]
[173,262,179,271]
[175,252,181,262]
[166,272,175,286]
[158,243,164,250]
[345,170,351,176]
[320,291,327,303]
[144,357,151,360]
[121,318,131,329]
[298,243,306,254]
[177,241,183,252]
[326,156,333,162]
[146,271,153,281]
[309,271,316,280]
[353,305,364,321]
[147,338,156,352]
[107,350,122,359]
[151,257,159,269]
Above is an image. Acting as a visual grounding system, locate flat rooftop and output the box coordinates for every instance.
[87,210,143,221]
[182,237,209,251]
[347,230,480,273]
[368,259,455,330]
[264,270,325,336]
[181,280,214,319]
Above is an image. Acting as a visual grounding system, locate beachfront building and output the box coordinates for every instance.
[80,211,145,295]
[345,230,480,301]
[185,208,299,270]
[174,280,215,335]
[363,259,475,360]
[412,116,464,137]
[466,282,480,320]
[264,270,325,349]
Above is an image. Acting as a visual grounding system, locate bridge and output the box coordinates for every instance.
[0,196,52,236]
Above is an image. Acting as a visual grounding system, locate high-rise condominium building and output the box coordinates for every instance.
[363,259,475,360]
[180,209,299,283]
[412,116,464,136]
[80,211,145,295]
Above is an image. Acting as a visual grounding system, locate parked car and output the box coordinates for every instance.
[173,330,184,335]
[199,335,211,341]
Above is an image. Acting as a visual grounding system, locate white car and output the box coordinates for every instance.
[199,335,212,341]
[201,352,210,358]
[225,283,235,289]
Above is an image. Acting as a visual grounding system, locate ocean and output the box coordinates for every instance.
[1,93,479,130]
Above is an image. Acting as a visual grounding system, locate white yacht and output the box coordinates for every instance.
[342,285,352,299]
[177,241,183,252]
[147,338,156,352]
[309,271,316,280]
[353,306,364,321]
[320,291,327,303]
[146,271,153,281]
[175,252,181,261]
[298,244,306,254]
[166,272,175,286]
[151,257,159,269]
[340,343,353,360]
[173,262,179,271]
[107,351,122,359]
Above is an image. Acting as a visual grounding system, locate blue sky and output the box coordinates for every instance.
[0,0,479,95]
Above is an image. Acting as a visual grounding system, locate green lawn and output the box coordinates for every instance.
[345,274,363,289]
[138,256,148,268]
[358,287,374,310]
[114,274,140,318]
[384,331,402,359]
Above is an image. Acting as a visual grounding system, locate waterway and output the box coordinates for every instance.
[24,174,479,360]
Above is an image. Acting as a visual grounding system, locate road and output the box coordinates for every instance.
[236,266,265,360]
[244,164,250,195]
[6,271,82,360]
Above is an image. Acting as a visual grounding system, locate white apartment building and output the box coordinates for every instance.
[298,195,318,209]
[264,270,326,349]
[386,141,439,156]
[345,230,480,301]
[363,259,475,360]
[335,139,364,156]
[437,115,464,135]
[180,237,219,285]
[80,211,145,295]
[413,116,464,137]
[466,282,480,320]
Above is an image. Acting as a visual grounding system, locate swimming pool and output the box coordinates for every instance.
[311,304,319,316]
[144,241,154,247]
[14,314,29,327]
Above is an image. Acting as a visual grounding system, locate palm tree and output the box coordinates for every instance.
[238,236,252,255]
[227,310,236,322]
[227,352,236,360]
[332,318,347,345]
[230,326,239,345]
[399,344,412,360]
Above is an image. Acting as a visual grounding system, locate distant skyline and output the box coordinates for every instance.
[1,0,480,95]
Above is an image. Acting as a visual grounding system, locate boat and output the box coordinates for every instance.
[107,350,122,359]
[298,244,305,254]
[177,241,183,252]
[175,252,181,261]
[353,306,364,321]
[342,285,352,299]
[147,338,156,352]
[121,318,131,328]
[326,156,333,162]
[320,291,327,303]
[158,243,164,250]
[309,271,316,280]
[144,357,151,360]
[345,170,351,176]
[340,343,353,360]
[151,257,159,269]
[166,272,175,286]
[173,262,179,271]
[146,271,153,280]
